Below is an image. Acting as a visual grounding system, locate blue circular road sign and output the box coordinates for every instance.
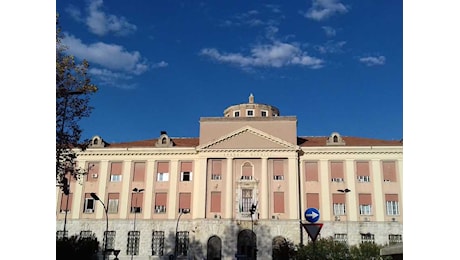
[305,208,320,223]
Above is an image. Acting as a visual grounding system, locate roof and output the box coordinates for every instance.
[104,136,402,148]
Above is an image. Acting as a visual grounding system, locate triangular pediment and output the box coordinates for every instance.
[198,126,298,151]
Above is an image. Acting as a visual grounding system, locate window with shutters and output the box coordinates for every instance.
[152,231,165,256]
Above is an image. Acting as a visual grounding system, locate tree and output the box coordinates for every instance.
[350,242,391,260]
[56,13,98,190]
[296,237,350,260]
[56,234,99,260]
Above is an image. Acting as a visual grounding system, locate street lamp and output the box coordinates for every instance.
[90,192,108,260]
[131,188,144,260]
[61,175,70,239]
[249,203,257,260]
[337,188,351,245]
[174,209,190,259]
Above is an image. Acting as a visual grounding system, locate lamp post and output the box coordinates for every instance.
[62,175,70,239]
[131,188,144,260]
[249,203,257,260]
[337,188,351,245]
[90,192,108,260]
[174,209,190,259]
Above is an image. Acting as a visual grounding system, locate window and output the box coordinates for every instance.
[356,161,370,183]
[246,109,254,116]
[305,162,318,182]
[87,162,100,182]
[80,230,93,238]
[178,193,191,213]
[234,111,240,117]
[131,192,143,213]
[334,233,347,243]
[110,162,122,182]
[104,231,116,250]
[84,194,95,213]
[359,194,372,215]
[386,194,399,215]
[157,173,169,182]
[56,230,68,239]
[306,193,320,210]
[211,160,222,180]
[382,161,397,182]
[108,193,119,214]
[177,231,189,256]
[240,189,253,213]
[261,110,268,117]
[60,193,73,213]
[273,160,284,180]
[180,172,192,181]
[357,176,370,182]
[127,231,140,256]
[133,162,146,182]
[241,162,253,180]
[388,234,402,244]
[361,233,375,243]
[333,193,346,215]
[152,231,165,256]
[330,161,344,182]
[154,193,167,214]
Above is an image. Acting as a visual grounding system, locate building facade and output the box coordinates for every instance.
[56,94,403,260]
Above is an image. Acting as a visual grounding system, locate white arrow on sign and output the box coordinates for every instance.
[305,211,319,218]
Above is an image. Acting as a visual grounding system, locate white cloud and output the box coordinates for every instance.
[153,61,169,68]
[304,0,349,21]
[200,42,323,69]
[315,40,346,54]
[62,33,148,74]
[359,56,386,66]
[322,26,336,37]
[85,0,137,36]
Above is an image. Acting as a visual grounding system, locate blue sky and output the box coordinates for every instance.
[56,0,402,143]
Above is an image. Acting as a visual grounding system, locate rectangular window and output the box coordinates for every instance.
[241,164,252,180]
[389,234,402,244]
[331,161,344,182]
[131,192,144,213]
[306,193,320,210]
[87,162,100,182]
[359,194,372,215]
[385,194,400,215]
[110,162,123,182]
[273,160,284,180]
[154,193,167,214]
[83,194,95,213]
[108,193,119,214]
[332,193,346,215]
[104,231,116,251]
[240,189,253,213]
[246,109,254,116]
[133,162,146,182]
[274,192,285,213]
[234,111,240,117]
[56,230,68,239]
[127,231,140,256]
[152,231,165,256]
[305,162,318,182]
[210,192,221,212]
[261,110,268,117]
[180,162,193,181]
[177,231,189,256]
[178,193,191,213]
[211,160,222,180]
[383,161,397,182]
[334,233,347,243]
[80,230,93,238]
[361,233,375,243]
[157,162,169,182]
[356,161,370,182]
[60,193,73,213]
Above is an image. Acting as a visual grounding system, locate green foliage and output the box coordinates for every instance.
[56,12,98,189]
[272,237,296,260]
[350,242,392,260]
[296,237,350,260]
[56,234,99,260]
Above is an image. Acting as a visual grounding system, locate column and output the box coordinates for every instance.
[345,159,357,221]
[95,160,109,219]
[167,159,179,219]
[288,156,299,218]
[371,159,385,221]
[144,160,155,219]
[192,158,207,218]
[225,157,233,219]
[119,160,133,219]
[260,157,269,219]
[319,159,331,220]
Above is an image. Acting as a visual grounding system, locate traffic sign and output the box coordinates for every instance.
[304,208,320,223]
[302,223,323,242]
